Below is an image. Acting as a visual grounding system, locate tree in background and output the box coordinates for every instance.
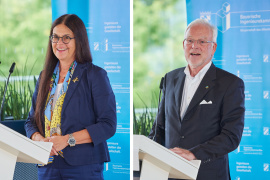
[0,0,51,120]
[0,0,51,76]
[134,0,187,108]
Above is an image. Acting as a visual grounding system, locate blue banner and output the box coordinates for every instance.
[52,0,130,179]
[186,0,270,179]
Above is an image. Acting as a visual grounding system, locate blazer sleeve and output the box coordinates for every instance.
[190,77,245,163]
[148,74,166,146]
[24,73,41,138]
[85,67,117,146]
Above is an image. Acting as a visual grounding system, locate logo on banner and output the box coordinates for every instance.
[216,2,230,32]
[105,39,109,51]
[93,39,109,52]
[200,12,211,21]
[105,162,109,171]
[94,42,99,51]
[263,91,269,99]
[237,70,240,77]
[200,3,231,33]
[234,145,241,154]
[235,177,240,180]
[264,163,269,172]
[263,127,269,135]
[263,54,269,62]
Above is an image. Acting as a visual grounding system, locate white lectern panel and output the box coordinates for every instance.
[0,123,52,180]
[134,135,201,180]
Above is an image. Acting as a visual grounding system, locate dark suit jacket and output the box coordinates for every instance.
[25,62,117,166]
[149,63,245,180]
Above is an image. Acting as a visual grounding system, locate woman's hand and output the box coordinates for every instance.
[46,129,92,153]
[43,137,58,156]
[48,135,69,152]
[31,132,44,141]
[31,132,58,156]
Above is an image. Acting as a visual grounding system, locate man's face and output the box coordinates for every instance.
[183,24,217,71]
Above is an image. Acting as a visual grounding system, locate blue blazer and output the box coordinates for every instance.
[25,62,117,166]
[149,63,245,180]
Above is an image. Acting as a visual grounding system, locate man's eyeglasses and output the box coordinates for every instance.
[184,38,214,46]
[50,35,75,44]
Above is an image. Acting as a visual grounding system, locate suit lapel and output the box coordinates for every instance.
[184,63,216,118]
[174,69,186,120]
[62,63,87,114]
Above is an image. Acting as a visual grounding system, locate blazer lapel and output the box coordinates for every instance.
[184,63,216,118]
[62,63,87,114]
[174,69,186,120]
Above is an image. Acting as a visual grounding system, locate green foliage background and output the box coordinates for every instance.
[133,0,187,108]
[0,0,51,120]
[0,0,51,76]
[0,0,188,122]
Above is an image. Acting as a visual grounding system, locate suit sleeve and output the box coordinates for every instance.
[190,77,245,163]
[190,78,245,162]
[24,73,41,138]
[148,75,166,146]
[85,68,117,146]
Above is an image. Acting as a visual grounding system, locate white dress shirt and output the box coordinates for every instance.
[180,61,212,119]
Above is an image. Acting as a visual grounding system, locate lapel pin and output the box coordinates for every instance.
[205,86,209,89]
[72,77,79,83]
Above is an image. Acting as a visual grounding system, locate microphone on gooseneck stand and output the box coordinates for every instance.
[152,77,164,141]
[9,63,15,73]
[158,77,164,105]
[0,62,16,121]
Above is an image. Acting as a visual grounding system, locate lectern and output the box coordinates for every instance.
[0,123,52,180]
[134,135,201,180]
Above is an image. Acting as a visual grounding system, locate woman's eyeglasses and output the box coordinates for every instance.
[50,35,75,44]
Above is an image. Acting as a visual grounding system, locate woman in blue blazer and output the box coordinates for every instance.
[25,14,117,180]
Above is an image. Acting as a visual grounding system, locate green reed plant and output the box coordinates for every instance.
[0,57,38,120]
[0,86,5,120]
[133,92,159,136]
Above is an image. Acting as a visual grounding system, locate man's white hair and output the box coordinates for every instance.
[184,19,217,42]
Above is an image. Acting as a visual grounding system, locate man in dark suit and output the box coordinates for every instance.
[149,19,245,180]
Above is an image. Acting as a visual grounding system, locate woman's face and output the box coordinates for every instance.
[51,24,76,63]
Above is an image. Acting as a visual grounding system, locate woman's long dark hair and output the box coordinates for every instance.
[35,14,92,136]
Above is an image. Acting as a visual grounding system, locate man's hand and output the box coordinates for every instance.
[170,147,196,161]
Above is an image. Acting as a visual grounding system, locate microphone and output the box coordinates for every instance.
[0,63,16,121]
[152,77,164,141]
[9,63,15,73]
[158,77,164,104]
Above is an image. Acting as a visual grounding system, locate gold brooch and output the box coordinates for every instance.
[72,77,79,83]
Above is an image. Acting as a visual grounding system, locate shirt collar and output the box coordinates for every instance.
[184,61,212,80]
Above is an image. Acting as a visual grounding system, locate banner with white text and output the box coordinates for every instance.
[52,0,130,179]
[186,0,270,179]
